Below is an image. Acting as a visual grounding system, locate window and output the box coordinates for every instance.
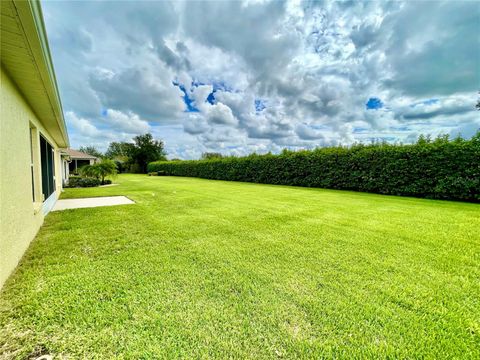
[40,135,55,200]
[29,128,35,201]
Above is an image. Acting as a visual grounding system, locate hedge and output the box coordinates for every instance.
[148,133,480,202]
[65,176,101,188]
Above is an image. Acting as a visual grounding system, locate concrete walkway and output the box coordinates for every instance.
[52,196,134,211]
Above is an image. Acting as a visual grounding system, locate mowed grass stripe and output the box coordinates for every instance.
[0,174,479,358]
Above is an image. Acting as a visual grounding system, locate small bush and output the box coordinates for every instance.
[66,176,101,188]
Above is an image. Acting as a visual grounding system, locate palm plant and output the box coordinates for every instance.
[79,164,99,179]
[96,159,118,184]
[79,159,117,184]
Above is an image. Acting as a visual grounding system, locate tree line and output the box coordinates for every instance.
[79,133,166,173]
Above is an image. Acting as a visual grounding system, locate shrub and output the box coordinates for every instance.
[148,132,480,202]
[65,176,101,188]
[79,159,118,184]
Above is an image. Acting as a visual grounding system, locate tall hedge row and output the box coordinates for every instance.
[148,134,480,202]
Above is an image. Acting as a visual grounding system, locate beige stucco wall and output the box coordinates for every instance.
[0,67,63,289]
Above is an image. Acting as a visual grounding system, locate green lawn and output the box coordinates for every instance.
[1,174,479,359]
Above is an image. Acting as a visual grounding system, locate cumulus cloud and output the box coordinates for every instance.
[43,0,479,159]
[296,124,325,140]
[183,114,209,135]
[89,64,185,121]
[205,103,238,126]
[65,109,154,151]
[394,95,475,121]
[103,109,151,134]
[66,111,102,138]
[381,1,479,97]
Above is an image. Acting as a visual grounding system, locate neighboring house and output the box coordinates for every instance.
[61,149,98,180]
[1,0,69,288]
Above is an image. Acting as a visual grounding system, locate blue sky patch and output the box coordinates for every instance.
[255,99,266,112]
[366,97,383,110]
[173,80,199,112]
[207,92,216,105]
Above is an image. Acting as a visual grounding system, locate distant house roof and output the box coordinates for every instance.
[62,149,98,160]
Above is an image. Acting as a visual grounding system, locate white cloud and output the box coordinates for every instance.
[296,124,324,140]
[89,63,186,122]
[205,103,238,126]
[43,0,479,158]
[103,109,151,134]
[183,114,209,135]
[66,111,103,138]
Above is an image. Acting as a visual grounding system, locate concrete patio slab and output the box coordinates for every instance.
[52,196,134,211]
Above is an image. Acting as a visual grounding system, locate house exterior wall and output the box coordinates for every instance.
[0,67,63,289]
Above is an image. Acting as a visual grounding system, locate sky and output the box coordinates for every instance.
[42,0,480,159]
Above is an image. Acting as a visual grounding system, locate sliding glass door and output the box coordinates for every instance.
[40,135,55,200]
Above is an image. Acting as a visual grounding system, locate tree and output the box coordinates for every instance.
[95,159,118,184]
[416,134,432,145]
[104,134,166,173]
[201,152,224,160]
[131,133,167,173]
[79,159,117,184]
[79,146,103,158]
[105,142,135,159]
[104,142,136,173]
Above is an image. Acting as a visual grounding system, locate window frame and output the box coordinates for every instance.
[29,127,35,201]
[39,133,56,201]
